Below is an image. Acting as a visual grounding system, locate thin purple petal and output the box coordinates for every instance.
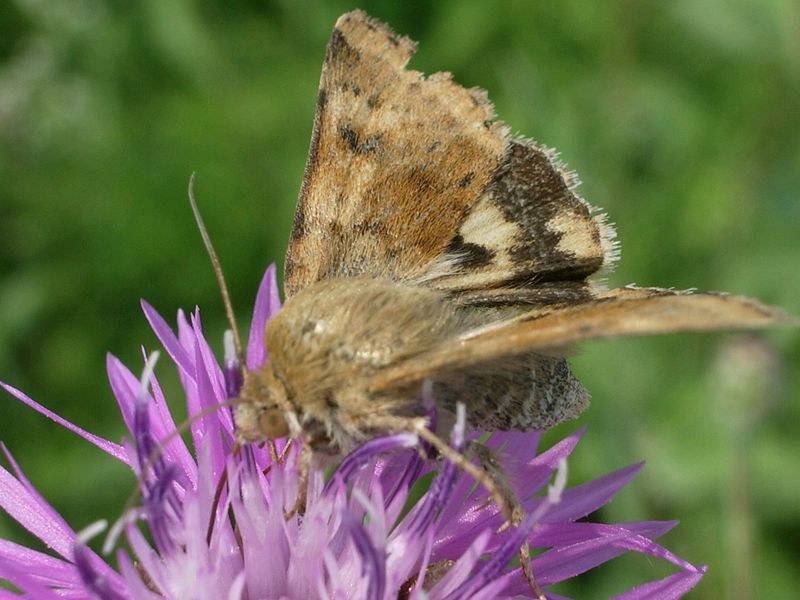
[529,530,696,587]
[428,530,491,599]
[116,551,161,600]
[531,520,677,549]
[140,300,194,378]
[191,337,229,477]
[343,514,386,600]
[189,310,229,424]
[73,542,128,600]
[106,355,195,482]
[1,382,127,464]
[0,452,76,559]
[534,462,644,523]
[446,512,538,600]
[514,428,585,498]
[402,413,465,539]
[0,558,66,600]
[613,567,707,599]
[0,540,80,587]
[325,433,418,493]
[246,264,280,370]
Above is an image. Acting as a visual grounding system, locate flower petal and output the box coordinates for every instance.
[0,558,66,600]
[106,355,196,482]
[117,551,161,600]
[613,567,707,599]
[445,512,537,600]
[531,520,677,549]
[343,514,386,600]
[505,525,698,591]
[189,310,229,428]
[428,529,491,599]
[191,334,230,477]
[73,542,129,600]
[0,540,80,587]
[246,264,281,370]
[0,448,76,559]
[140,300,194,378]
[534,462,644,523]
[1,382,127,464]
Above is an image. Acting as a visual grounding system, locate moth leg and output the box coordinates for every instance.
[284,439,312,520]
[277,437,294,464]
[414,423,545,600]
[467,441,543,600]
[267,439,279,464]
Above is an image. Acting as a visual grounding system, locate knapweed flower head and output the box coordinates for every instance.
[1,265,706,598]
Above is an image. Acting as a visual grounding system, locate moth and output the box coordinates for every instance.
[233,10,788,458]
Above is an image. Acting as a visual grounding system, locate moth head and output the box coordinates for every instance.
[235,366,292,442]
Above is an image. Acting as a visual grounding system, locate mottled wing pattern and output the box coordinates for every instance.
[285,10,617,302]
[285,10,505,296]
[417,138,617,306]
[433,353,590,432]
[371,288,791,430]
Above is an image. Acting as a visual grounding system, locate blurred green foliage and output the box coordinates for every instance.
[1,0,798,597]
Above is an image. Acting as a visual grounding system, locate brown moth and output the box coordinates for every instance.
[234,10,789,458]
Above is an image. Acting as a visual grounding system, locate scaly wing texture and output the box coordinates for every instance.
[284,10,616,301]
[433,354,590,432]
[372,289,792,431]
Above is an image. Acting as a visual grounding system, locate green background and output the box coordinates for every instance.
[1,1,798,597]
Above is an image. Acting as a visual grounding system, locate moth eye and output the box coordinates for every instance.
[259,408,289,439]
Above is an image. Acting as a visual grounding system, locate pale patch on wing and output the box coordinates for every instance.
[413,192,521,288]
[460,194,520,253]
[548,212,602,259]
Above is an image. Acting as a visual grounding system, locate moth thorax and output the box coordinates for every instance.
[235,366,291,442]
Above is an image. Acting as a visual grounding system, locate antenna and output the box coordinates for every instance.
[188,173,244,363]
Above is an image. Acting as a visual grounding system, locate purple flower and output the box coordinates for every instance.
[1,264,706,598]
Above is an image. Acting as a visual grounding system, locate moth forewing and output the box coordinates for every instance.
[369,290,793,396]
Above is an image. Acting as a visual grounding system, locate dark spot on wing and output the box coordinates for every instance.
[458,172,475,188]
[356,220,386,235]
[360,135,382,153]
[326,29,359,64]
[339,124,359,151]
[367,93,381,109]
[446,234,494,269]
[339,124,382,154]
